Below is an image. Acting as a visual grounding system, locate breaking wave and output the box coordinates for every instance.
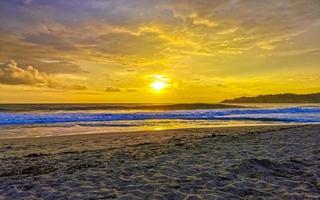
[0,107,320,125]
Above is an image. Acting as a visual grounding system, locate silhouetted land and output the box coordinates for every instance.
[222,93,320,103]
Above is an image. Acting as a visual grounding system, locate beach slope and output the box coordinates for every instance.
[1,125,320,199]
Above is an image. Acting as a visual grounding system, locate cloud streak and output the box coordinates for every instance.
[105,87,121,92]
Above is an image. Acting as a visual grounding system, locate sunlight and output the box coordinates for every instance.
[151,81,167,91]
[150,74,170,92]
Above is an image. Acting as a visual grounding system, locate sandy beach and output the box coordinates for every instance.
[1,124,320,199]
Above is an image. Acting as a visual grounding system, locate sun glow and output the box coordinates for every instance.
[151,81,167,91]
[150,75,169,92]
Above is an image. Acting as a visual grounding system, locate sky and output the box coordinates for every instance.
[0,0,319,103]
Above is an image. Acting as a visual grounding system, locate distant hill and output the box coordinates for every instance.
[221,93,320,103]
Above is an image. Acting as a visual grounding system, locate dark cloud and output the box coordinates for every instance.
[126,89,138,92]
[217,84,227,88]
[31,60,86,74]
[24,33,77,51]
[104,87,137,93]
[105,87,121,92]
[69,84,87,90]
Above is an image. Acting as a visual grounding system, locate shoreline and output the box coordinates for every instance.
[0,123,299,141]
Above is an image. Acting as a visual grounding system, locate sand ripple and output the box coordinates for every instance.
[0,125,320,199]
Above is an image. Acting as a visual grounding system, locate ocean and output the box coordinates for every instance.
[0,103,319,138]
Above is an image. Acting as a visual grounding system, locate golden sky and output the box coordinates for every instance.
[0,0,320,103]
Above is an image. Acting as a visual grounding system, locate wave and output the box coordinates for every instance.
[0,107,320,125]
[0,103,243,112]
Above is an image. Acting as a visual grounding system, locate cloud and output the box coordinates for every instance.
[217,84,228,88]
[105,87,138,92]
[24,33,77,51]
[0,34,84,74]
[35,60,86,74]
[0,60,86,90]
[0,0,319,101]
[69,84,87,90]
[0,60,52,86]
[93,31,168,60]
[126,89,138,92]
[189,13,218,27]
[105,87,121,92]
[1,0,319,66]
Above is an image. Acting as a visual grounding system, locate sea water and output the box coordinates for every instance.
[0,104,319,138]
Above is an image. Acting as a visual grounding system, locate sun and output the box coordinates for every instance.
[151,81,167,91]
[150,74,170,92]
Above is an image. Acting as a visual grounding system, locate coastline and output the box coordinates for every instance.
[1,124,320,199]
[0,123,291,140]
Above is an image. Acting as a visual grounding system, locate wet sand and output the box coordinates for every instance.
[0,125,320,199]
